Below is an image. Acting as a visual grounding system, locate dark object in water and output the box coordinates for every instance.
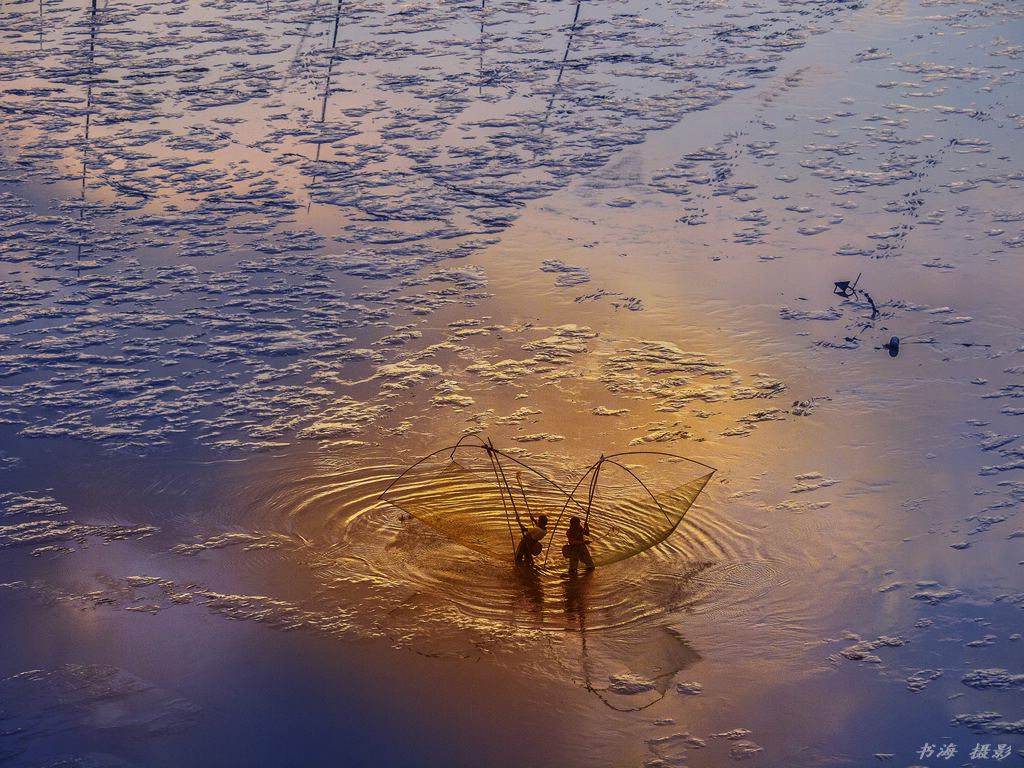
[833,272,861,298]
[862,291,878,319]
[883,336,900,357]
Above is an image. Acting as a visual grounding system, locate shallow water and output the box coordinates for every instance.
[1,0,1023,765]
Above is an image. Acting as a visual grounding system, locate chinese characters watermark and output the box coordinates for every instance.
[918,742,1013,761]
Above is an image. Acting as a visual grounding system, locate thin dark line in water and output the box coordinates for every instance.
[77,0,98,270]
[897,337,992,350]
[486,440,519,556]
[536,0,583,145]
[549,592,678,711]
[82,0,96,194]
[585,678,671,712]
[478,0,485,96]
[320,0,343,123]
[283,0,323,86]
[307,0,344,211]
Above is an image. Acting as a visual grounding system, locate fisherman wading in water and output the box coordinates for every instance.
[565,516,595,575]
[514,470,547,566]
[515,513,548,566]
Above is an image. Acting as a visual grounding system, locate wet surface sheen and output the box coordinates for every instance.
[2,0,1024,765]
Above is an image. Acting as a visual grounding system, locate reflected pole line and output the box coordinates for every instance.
[478,0,485,95]
[319,0,342,125]
[78,0,98,269]
[540,0,582,134]
[283,0,322,86]
[82,0,96,196]
[307,0,343,211]
[530,0,582,163]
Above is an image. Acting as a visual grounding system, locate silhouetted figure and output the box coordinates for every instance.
[515,513,548,565]
[565,516,595,574]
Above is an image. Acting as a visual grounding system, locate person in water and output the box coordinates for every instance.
[565,515,595,574]
[515,513,548,565]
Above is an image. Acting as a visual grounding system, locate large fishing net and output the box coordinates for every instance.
[380,437,715,566]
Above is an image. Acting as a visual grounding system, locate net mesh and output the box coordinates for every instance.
[381,443,714,566]
[564,467,714,566]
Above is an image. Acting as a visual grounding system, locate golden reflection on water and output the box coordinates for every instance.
[3,0,1024,762]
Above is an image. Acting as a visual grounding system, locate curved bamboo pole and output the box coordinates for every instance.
[478,445,590,520]
[488,438,524,531]
[485,441,518,556]
[378,435,492,500]
[583,455,602,528]
[543,459,601,564]
[378,443,469,499]
[448,432,488,460]
[601,450,717,474]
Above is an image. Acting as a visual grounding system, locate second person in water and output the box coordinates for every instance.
[515,514,548,566]
[564,516,595,574]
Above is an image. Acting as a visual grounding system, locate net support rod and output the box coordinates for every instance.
[469,445,590,519]
[490,441,525,533]
[583,455,602,528]
[543,460,600,564]
[378,443,468,500]
[448,432,488,460]
[486,441,518,556]
[602,450,717,474]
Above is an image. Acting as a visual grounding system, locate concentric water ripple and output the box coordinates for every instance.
[228,453,795,654]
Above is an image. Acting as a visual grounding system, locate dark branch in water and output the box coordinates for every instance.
[862,290,878,319]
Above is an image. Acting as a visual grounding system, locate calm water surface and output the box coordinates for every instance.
[1,0,1022,765]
